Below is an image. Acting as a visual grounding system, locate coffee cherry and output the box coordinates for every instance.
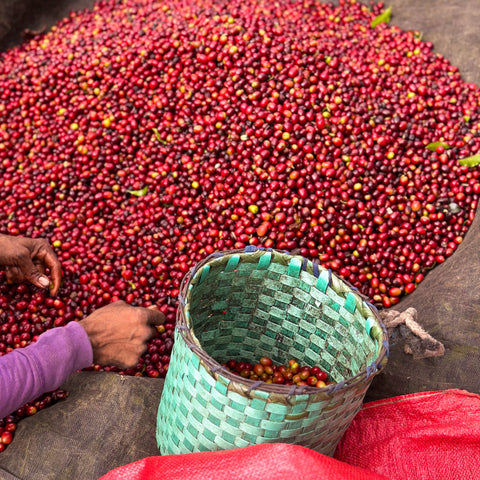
[0,432,13,445]
[259,357,273,367]
[5,423,16,433]
[288,360,300,374]
[317,371,328,382]
[299,370,310,381]
[1,0,478,450]
[225,357,334,389]
[25,406,37,416]
[264,366,274,376]
[227,360,237,370]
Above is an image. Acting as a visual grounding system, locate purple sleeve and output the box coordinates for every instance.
[0,321,93,419]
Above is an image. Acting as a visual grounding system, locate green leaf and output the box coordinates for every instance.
[152,128,167,144]
[414,31,423,41]
[371,6,392,28]
[426,142,451,151]
[127,281,136,290]
[459,155,480,167]
[127,186,148,197]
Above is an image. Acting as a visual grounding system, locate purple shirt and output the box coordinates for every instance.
[0,322,93,418]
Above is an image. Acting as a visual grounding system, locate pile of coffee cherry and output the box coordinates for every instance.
[0,389,68,451]
[223,357,335,388]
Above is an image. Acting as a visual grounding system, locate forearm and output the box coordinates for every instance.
[0,322,93,418]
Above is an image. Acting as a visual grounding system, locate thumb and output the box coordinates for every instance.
[21,258,50,290]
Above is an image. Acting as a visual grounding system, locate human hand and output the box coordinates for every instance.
[0,234,63,296]
[79,301,166,369]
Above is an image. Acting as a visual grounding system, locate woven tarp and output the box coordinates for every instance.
[0,373,164,480]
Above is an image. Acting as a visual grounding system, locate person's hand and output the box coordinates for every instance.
[0,234,63,296]
[79,301,166,369]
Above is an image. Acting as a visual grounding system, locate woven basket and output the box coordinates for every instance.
[156,247,388,456]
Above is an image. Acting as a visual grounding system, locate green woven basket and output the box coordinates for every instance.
[156,247,388,456]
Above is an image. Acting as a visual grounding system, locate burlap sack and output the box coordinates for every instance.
[0,373,164,480]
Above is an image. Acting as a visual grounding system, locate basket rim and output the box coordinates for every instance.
[175,247,389,399]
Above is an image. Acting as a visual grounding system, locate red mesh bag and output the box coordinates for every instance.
[100,389,480,480]
[99,443,387,480]
[335,389,480,479]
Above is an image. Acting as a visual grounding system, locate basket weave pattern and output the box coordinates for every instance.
[157,248,388,456]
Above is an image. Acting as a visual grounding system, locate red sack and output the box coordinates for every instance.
[335,389,480,479]
[99,443,388,480]
[101,389,480,480]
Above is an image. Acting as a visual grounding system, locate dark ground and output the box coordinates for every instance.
[0,0,96,52]
[0,0,480,477]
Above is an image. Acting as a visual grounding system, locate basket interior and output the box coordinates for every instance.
[185,251,381,383]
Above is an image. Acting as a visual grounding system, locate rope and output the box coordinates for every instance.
[379,307,445,359]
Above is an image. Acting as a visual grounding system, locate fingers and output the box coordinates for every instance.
[117,345,147,369]
[100,301,165,326]
[33,261,45,275]
[19,256,51,291]
[144,306,166,327]
[80,301,168,368]
[4,266,22,284]
[137,307,166,344]
[4,237,63,295]
[34,241,62,296]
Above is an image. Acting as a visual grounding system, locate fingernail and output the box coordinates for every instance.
[39,276,50,288]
